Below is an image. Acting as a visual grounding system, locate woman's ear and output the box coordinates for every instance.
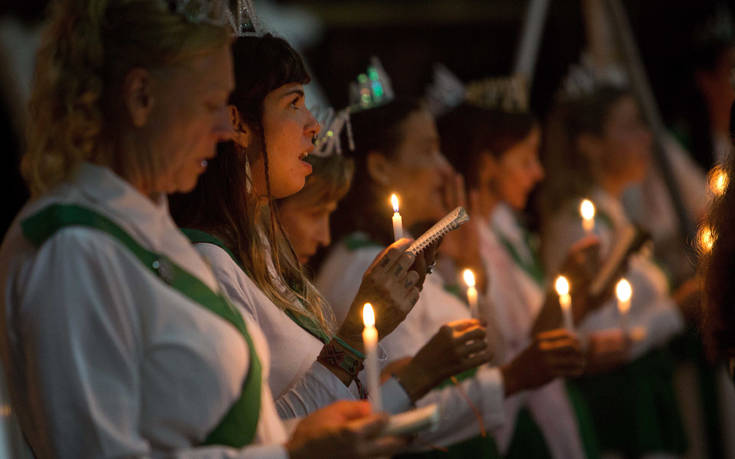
[123,68,155,127]
[576,133,601,161]
[366,151,391,186]
[229,105,252,148]
[477,151,499,186]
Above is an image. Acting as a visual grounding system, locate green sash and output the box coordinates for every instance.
[492,226,545,287]
[22,204,262,448]
[182,228,332,345]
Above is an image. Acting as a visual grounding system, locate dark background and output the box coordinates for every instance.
[1,0,731,236]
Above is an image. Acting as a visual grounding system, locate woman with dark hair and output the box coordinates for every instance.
[319,98,588,457]
[170,34,491,421]
[438,101,600,459]
[540,84,690,457]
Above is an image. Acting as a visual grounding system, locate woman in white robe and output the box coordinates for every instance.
[540,84,689,457]
[169,34,492,421]
[319,98,587,457]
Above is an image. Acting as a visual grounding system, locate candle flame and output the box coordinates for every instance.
[363,303,375,328]
[615,278,632,303]
[390,194,400,213]
[708,165,729,196]
[555,275,570,296]
[698,225,716,253]
[580,199,596,221]
[462,269,476,288]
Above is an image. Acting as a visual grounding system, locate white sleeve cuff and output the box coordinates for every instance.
[381,376,413,414]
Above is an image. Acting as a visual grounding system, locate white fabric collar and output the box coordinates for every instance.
[490,202,533,264]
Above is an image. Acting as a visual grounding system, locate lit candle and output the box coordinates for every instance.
[362,303,381,412]
[708,165,728,196]
[580,199,596,236]
[555,275,574,331]
[615,278,632,331]
[698,224,716,253]
[463,269,479,318]
[391,194,403,241]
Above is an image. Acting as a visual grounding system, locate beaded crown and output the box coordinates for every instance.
[348,57,395,111]
[311,106,355,157]
[425,63,529,115]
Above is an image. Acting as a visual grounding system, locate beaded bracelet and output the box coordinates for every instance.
[317,339,367,399]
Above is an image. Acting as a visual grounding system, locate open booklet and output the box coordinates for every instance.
[407,207,470,256]
[588,223,651,298]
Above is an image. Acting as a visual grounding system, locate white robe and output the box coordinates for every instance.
[541,189,685,359]
[0,163,288,459]
[477,203,587,459]
[194,243,412,419]
[317,239,505,449]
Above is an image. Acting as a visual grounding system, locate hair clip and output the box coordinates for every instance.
[559,54,627,101]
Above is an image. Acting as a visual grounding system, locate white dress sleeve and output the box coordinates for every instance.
[5,230,287,459]
[196,244,358,419]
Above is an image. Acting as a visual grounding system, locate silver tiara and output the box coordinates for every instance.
[170,0,261,37]
[560,54,627,100]
[425,63,529,115]
[311,106,355,157]
[464,74,529,113]
[425,63,466,116]
[348,56,395,111]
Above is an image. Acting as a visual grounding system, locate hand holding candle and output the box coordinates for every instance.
[615,278,632,331]
[555,275,574,331]
[391,194,403,241]
[580,199,595,236]
[463,269,479,318]
[362,303,381,412]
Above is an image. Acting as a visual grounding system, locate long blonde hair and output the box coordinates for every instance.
[22,0,230,197]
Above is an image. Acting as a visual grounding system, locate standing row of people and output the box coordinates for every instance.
[0,0,731,458]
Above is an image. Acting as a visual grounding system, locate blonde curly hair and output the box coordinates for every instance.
[22,0,230,197]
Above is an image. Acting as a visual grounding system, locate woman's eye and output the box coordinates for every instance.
[290,97,302,109]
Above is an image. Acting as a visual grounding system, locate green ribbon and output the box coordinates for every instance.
[492,226,546,287]
[182,228,332,345]
[22,204,261,448]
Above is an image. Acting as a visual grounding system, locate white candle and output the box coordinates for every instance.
[463,269,479,318]
[615,278,632,331]
[555,275,574,331]
[362,303,381,412]
[391,194,403,241]
[580,199,595,236]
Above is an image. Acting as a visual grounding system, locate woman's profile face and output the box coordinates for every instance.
[597,95,652,187]
[248,82,320,199]
[145,43,235,194]
[488,125,544,210]
[380,109,452,227]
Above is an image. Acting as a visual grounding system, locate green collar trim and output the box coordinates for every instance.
[182,228,331,345]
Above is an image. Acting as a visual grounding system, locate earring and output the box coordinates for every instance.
[312,133,318,145]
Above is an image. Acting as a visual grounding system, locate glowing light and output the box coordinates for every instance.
[363,303,375,328]
[580,199,596,221]
[463,269,476,288]
[698,225,716,253]
[391,194,400,213]
[708,165,729,196]
[616,278,632,303]
[555,275,570,296]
